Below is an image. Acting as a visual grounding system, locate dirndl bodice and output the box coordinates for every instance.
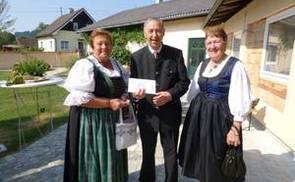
[198,57,237,100]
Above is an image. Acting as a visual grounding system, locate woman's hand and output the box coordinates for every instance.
[226,121,241,147]
[109,99,129,111]
[132,89,146,100]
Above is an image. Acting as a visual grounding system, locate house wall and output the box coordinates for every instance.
[163,16,206,66]
[223,0,295,150]
[53,30,84,52]
[38,38,55,52]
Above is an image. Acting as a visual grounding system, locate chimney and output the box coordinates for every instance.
[69,8,74,13]
[155,0,163,4]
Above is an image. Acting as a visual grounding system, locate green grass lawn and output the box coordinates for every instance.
[0,71,69,157]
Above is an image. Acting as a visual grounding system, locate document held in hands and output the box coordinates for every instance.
[128,78,156,94]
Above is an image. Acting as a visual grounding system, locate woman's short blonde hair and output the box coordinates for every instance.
[204,25,227,42]
[90,29,113,49]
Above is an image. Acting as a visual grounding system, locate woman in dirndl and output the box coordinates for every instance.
[63,29,129,182]
[178,26,251,182]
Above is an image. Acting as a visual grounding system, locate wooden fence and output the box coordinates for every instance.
[0,51,79,70]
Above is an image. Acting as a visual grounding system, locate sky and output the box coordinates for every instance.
[7,0,156,32]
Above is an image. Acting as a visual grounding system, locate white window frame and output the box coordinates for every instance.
[232,31,242,59]
[260,7,295,84]
[61,41,69,50]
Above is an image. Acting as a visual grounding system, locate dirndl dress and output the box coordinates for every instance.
[178,57,244,182]
[64,60,128,182]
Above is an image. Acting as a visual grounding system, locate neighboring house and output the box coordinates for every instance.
[2,45,23,51]
[36,8,95,53]
[16,37,38,48]
[79,0,215,78]
[204,0,295,153]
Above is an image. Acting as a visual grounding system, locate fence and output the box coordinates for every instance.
[0,51,79,70]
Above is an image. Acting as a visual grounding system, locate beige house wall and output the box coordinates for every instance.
[222,0,295,150]
[163,17,206,66]
[126,16,206,67]
[53,30,84,52]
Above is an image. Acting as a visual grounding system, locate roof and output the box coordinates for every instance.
[16,37,38,47]
[37,8,94,37]
[203,0,253,27]
[79,0,215,32]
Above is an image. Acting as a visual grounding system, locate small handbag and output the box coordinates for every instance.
[115,104,138,151]
[221,146,246,179]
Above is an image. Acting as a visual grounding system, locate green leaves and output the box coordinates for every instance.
[7,58,50,85]
[13,58,50,76]
[111,26,145,65]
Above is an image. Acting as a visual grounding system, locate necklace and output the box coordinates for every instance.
[208,62,219,73]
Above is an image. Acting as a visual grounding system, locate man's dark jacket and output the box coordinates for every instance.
[130,44,190,131]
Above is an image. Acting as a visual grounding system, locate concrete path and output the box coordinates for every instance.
[0,120,295,182]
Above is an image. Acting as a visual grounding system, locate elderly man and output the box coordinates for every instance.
[130,17,190,182]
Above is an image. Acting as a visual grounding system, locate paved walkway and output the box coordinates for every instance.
[0,119,295,182]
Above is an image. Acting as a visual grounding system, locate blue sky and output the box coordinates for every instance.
[8,0,156,32]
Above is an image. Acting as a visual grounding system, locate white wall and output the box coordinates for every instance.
[163,17,206,66]
[38,38,55,52]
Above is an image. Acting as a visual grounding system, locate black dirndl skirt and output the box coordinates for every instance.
[178,92,243,182]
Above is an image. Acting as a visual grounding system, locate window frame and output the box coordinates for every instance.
[61,40,69,50]
[260,7,295,84]
[73,22,79,30]
[231,31,242,59]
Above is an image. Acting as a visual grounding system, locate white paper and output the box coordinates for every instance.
[128,78,156,94]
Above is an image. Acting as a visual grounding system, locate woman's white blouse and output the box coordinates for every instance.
[63,55,129,106]
[187,56,251,122]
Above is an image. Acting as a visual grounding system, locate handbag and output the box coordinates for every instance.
[221,146,246,179]
[115,104,138,151]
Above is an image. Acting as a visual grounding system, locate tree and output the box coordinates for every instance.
[15,22,48,38]
[32,22,48,36]
[0,31,16,48]
[0,0,15,32]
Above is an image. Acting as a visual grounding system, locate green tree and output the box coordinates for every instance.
[0,0,15,32]
[110,26,145,65]
[0,31,16,48]
[32,22,48,36]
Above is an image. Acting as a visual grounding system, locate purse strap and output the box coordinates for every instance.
[119,104,137,124]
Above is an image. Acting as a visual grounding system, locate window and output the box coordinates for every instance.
[232,32,241,58]
[187,38,205,79]
[40,41,43,48]
[262,7,295,81]
[61,41,69,50]
[50,41,53,49]
[73,22,79,30]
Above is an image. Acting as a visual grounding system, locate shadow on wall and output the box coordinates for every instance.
[252,106,266,130]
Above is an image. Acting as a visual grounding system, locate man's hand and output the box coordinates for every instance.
[132,88,146,100]
[152,91,172,107]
